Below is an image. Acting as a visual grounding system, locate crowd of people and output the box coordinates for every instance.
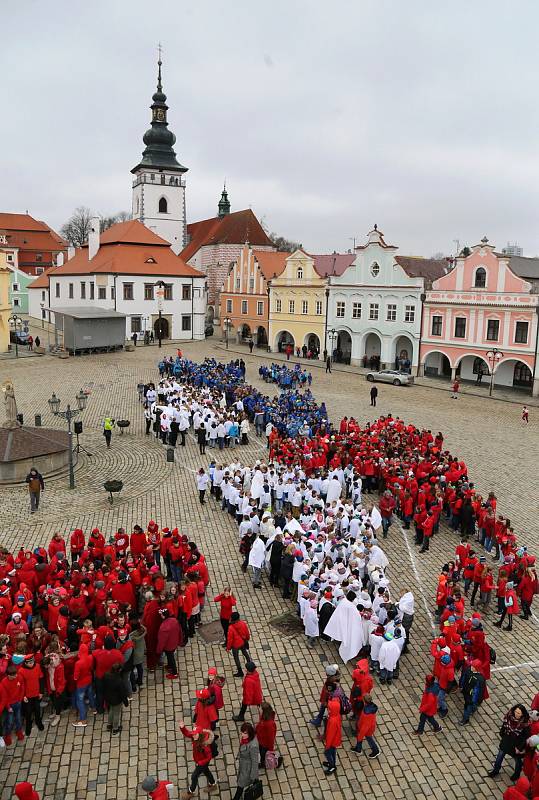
[258,362,312,390]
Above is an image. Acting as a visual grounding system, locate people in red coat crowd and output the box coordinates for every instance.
[70,529,85,562]
[503,776,530,800]
[156,608,181,679]
[213,587,237,646]
[233,661,262,722]
[14,782,40,800]
[495,581,520,631]
[194,687,218,730]
[256,701,281,769]
[323,696,342,775]
[21,653,44,735]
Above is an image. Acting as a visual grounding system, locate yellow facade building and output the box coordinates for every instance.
[0,252,11,353]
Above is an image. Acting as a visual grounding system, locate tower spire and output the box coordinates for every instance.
[157,42,163,92]
[218,181,231,218]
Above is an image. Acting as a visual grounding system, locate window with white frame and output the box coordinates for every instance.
[371,262,380,277]
[257,301,264,315]
[276,299,282,312]
[241,300,248,314]
[235,277,240,290]
[12,283,19,292]
[80,282,86,299]
[131,316,142,333]
[123,282,134,301]
[13,298,20,307]
[386,304,397,321]
[369,303,379,320]
[352,302,362,319]
[226,299,232,313]
[405,305,416,323]
[297,267,303,279]
[249,277,254,290]
[289,299,295,314]
[302,300,308,314]
[336,301,345,318]
[41,291,46,301]
[68,283,74,299]
[315,300,323,315]
[55,283,60,298]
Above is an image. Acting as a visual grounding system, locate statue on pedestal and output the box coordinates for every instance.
[1,380,21,429]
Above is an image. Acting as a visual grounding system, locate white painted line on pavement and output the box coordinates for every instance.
[492,661,539,673]
[396,520,436,633]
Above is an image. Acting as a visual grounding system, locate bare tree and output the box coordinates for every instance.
[100,211,131,232]
[269,232,301,252]
[60,206,92,247]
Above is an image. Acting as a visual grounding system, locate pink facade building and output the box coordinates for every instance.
[419,238,539,396]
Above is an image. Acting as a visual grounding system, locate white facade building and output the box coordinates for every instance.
[327,226,447,369]
[28,219,206,342]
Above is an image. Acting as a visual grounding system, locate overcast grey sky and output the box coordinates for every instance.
[2,1,539,256]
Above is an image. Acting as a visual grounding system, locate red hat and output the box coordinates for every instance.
[91,528,100,534]
[118,628,128,637]
[355,658,369,671]
[172,527,179,536]
[196,688,210,700]
[207,667,217,676]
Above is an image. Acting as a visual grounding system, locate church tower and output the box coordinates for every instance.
[131,56,188,254]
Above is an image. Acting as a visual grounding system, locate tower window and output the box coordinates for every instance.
[158,197,168,214]
[474,267,486,288]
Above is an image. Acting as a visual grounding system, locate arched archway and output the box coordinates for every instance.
[492,358,533,392]
[423,350,451,378]
[238,323,251,341]
[154,316,169,340]
[456,354,490,383]
[393,334,414,372]
[206,306,215,324]
[275,330,294,353]
[363,331,381,369]
[256,326,267,347]
[304,333,320,357]
[335,331,352,364]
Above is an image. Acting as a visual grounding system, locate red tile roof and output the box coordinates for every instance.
[0,213,50,232]
[252,250,288,280]
[27,266,57,289]
[181,209,273,263]
[313,253,356,277]
[0,213,67,256]
[29,220,203,281]
[395,256,448,285]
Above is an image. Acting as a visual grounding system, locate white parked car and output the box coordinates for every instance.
[366,370,414,386]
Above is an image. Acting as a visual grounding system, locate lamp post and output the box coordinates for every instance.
[39,302,45,329]
[155,280,166,348]
[48,389,88,489]
[328,327,337,363]
[223,317,231,349]
[486,348,503,397]
[8,314,22,358]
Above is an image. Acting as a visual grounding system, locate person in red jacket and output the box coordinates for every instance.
[226,612,251,677]
[213,587,237,646]
[178,720,218,797]
[518,567,538,620]
[323,696,342,775]
[110,572,136,610]
[93,635,123,713]
[140,776,175,800]
[130,526,148,558]
[70,529,85,563]
[255,701,281,769]
[21,654,44,735]
[193,687,218,731]
[352,695,380,757]
[233,661,262,722]
[72,643,95,727]
[156,608,181,679]
[14,783,40,800]
[379,491,396,539]
[414,674,443,735]
[502,776,530,800]
[495,581,520,631]
[48,533,66,561]
[419,511,435,553]
[2,663,25,744]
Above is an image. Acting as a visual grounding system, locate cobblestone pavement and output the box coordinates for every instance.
[0,342,538,800]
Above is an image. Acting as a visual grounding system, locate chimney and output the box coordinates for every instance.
[56,252,64,267]
[88,216,100,259]
[67,245,76,261]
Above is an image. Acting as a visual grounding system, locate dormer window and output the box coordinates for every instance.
[145,257,157,264]
[158,197,168,213]
[371,262,380,277]
[297,267,303,280]
[474,267,486,288]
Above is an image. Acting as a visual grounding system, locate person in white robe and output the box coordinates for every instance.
[248,536,266,588]
[323,595,364,662]
[326,477,342,504]
[303,599,320,646]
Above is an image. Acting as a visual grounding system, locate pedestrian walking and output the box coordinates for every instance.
[156,608,180,679]
[488,705,531,780]
[413,674,443,735]
[233,661,263,721]
[102,662,129,735]
[231,722,260,800]
[25,468,44,513]
[226,611,251,677]
[494,581,519,631]
[103,416,115,448]
[522,406,529,424]
[256,701,281,769]
[197,422,207,454]
[196,468,209,505]
[213,587,237,646]
[179,720,218,797]
[451,378,460,399]
[351,695,380,757]
[322,696,342,775]
[326,356,331,373]
[370,385,378,407]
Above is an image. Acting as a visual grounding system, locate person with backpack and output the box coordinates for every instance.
[256,701,282,769]
[459,659,486,725]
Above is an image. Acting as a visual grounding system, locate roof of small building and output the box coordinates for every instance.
[51,307,127,319]
[0,213,67,252]
[313,253,356,278]
[28,220,202,283]
[507,255,539,281]
[182,209,273,263]
[26,266,57,289]
[0,427,70,463]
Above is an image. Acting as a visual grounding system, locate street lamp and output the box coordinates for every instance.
[154,280,166,348]
[39,302,45,329]
[48,389,89,489]
[223,317,231,349]
[8,314,23,358]
[328,327,338,363]
[486,348,503,397]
